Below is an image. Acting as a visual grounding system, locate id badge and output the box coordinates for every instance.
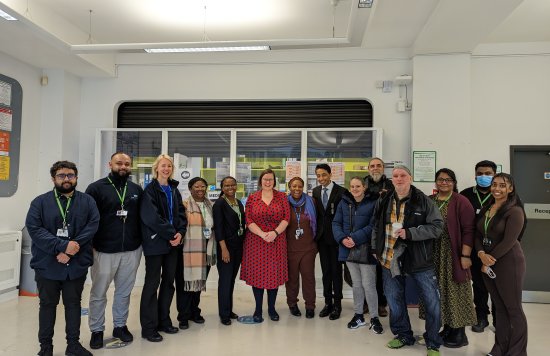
[238,227,244,236]
[56,228,69,237]
[116,210,128,217]
[476,209,481,215]
[295,228,303,239]
[203,228,212,239]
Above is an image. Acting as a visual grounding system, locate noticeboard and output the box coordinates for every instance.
[0,73,22,196]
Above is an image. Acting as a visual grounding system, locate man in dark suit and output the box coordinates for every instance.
[312,163,345,320]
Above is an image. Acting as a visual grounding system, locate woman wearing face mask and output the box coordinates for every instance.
[422,168,476,348]
[175,177,216,330]
[285,177,318,319]
[140,154,187,342]
[332,177,383,333]
[475,173,527,356]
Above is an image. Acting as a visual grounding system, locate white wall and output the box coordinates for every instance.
[0,52,43,231]
[77,50,413,186]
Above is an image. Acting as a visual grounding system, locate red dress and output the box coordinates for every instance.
[240,189,290,289]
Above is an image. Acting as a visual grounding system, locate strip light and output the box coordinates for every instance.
[0,9,17,20]
[145,46,270,53]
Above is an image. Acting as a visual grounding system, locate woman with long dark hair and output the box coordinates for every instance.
[475,173,527,356]
[424,168,476,348]
[213,176,245,325]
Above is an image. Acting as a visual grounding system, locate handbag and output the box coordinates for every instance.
[346,203,370,264]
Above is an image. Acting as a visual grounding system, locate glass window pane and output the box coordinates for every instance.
[100,131,162,187]
[307,131,374,190]
[237,131,301,199]
[168,131,231,200]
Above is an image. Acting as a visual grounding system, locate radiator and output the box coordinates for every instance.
[0,231,22,292]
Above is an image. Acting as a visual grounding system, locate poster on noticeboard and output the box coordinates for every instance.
[0,73,22,196]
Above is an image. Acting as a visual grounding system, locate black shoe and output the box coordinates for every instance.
[329,306,341,320]
[89,331,103,350]
[269,310,280,321]
[229,312,239,319]
[253,313,264,323]
[179,320,189,330]
[221,318,232,326]
[289,305,302,317]
[37,345,53,356]
[192,315,205,324]
[472,318,489,333]
[305,309,315,319]
[347,314,366,329]
[369,317,384,334]
[65,342,92,356]
[158,325,179,334]
[113,326,133,342]
[444,327,469,348]
[439,324,451,339]
[319,304,333,318]
[142,332,163,342]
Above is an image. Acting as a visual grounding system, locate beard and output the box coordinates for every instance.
[370,172,383,183]
[55,181,77,194]
[111,168,130,179]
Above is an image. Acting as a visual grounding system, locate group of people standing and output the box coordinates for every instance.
[26,153,528,356]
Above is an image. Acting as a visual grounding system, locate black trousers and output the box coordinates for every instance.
[317,239,343,306]
[216,245,243,319]
[175,249,211,321]
[35,273,86,347]
[140,248,178,336]
[472,253,495,321]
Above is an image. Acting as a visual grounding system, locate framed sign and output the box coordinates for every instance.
[412,151,436,182]
[0,73,22,196]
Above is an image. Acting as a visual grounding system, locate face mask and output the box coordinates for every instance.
[476,175,493,188]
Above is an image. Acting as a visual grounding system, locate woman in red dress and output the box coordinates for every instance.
[241,169,290,322]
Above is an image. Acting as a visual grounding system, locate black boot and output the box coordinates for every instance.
[444,327,468,348]
[439,324,451,339]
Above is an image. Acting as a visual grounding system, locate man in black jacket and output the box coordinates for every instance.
[312,163,346,320]
[26,161,99,356]
[372,165,443,356]
[86,152,143,349]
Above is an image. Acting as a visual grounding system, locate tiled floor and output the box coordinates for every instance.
[0,285,546,355]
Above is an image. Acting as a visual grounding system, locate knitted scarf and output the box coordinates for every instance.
[182,196,217,292]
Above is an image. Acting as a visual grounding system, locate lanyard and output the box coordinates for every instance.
[484,208,494,237]
[223,196,242,223]
[293,204,304,228]
[475,189,492,208]
[54,189,72,228]
[107,177,127,209]
[435,193,452,211]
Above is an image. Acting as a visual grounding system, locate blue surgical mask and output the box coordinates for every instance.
[476,175,493,188]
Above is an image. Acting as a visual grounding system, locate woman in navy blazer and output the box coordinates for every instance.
[213,176,246,325]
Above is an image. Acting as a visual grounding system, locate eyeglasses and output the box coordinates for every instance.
[436,178,454,183]
[55,173,76,180]
[262,178,274,182]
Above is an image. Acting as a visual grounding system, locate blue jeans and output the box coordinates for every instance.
[382,267,442,350]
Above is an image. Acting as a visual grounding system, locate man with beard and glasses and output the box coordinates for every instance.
[26,161,99,356]
[85,152,143,349]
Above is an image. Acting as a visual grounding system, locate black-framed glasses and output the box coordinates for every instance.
[55,173,76,180]
[436,178,454,183]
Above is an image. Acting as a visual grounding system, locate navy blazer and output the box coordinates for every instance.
[213,196,245,250]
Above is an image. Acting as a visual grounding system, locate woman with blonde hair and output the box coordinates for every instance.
[140,154,187,342]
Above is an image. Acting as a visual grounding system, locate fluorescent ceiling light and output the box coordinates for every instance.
[144,46,270,53]
[358,0,373,8]
[0,9,17,20]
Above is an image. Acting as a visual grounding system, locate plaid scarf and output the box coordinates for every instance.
[182,196,217,292]
[381,199,406,269]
